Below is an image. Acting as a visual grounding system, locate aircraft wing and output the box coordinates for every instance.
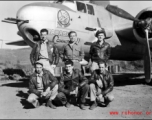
[6,40,28,46]
[114,22,138,43]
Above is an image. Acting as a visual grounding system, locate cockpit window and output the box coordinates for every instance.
[86,4,94,15]
[66,0,74,2]
[76,1,86,13]
[54,0,74,3]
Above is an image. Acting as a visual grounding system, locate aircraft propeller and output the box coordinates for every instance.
[106,5,152,31]
[106,5,139,22]
[144,29,151,83]
[106,5,152,83]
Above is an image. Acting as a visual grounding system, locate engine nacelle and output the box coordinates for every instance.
[133,7,152,45]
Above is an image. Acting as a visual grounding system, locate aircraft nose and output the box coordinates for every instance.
[17,4,56,22]
[16,5,43,47]
[17,4,44,21]
[17,5,34,21]
[16,3,57,47]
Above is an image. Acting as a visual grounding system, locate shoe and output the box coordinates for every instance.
[31,100,40,108]
[80,103,87,110]
[65,102,71,108]
[39,98,45,106]
[46,100,57,109]
[89,101,97,110]
[104,99,110,107]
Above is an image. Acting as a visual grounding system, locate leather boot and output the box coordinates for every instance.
[104,98,110,107]
[46,100,57,109]
[89,101,97,110]
[31,99,40,108]
[80,103,88,110]
[65,102,71,108]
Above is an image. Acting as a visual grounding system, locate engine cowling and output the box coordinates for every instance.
[133,7,152,45]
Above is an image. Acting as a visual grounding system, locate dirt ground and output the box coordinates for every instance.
[0,72,152,119]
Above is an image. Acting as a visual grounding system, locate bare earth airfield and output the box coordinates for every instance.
[2,0,152,119]
[1,72,152,119]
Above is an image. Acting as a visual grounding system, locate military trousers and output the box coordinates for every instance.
[55,84,89,105]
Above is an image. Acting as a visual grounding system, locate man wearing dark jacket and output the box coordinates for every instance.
[89,60,114,110]
[56,60,89,110]
[27,61,58,109]
[30,29,59,76]
[88,28,111,72]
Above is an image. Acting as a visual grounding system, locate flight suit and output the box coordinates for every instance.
[60,41,85,71]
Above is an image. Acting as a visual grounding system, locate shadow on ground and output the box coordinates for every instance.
[16,89,92,109]
[16,90,35,109]
[1,78,29,88]
[112,73,147,86]
[1,72,152,110]
[1,73,152,89]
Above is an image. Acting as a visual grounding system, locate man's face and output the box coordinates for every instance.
[65,64,73,74]
[97,33,105,42]
[69,32,77,43]
[98,63,106,74]
[40,31,48,42]
[35,64,43,74]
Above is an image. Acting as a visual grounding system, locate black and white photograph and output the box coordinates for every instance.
[1,0,152,119]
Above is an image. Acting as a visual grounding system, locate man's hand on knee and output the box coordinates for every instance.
[51,64,56,69]
[70,90,76,95]
[96,90,101,96]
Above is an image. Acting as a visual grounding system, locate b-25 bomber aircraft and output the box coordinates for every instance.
[2,0,152,83]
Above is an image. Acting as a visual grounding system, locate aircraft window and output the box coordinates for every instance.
[76,2,86,13]
[66,0,74,2]
[86,4,94,15]
[53,0,74,3]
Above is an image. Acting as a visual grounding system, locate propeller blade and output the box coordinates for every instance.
[106,5,139,22]
[143,29,151,83]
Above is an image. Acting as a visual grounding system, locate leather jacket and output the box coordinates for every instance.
[89,41,111,62]
[30,41,59,66]
[29,69,58,97]
[89,69,114,96]
[58,69,88,95]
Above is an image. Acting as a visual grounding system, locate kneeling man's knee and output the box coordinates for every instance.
[90,83,96,89]
[27,96,35,103]
[107,94,114,102]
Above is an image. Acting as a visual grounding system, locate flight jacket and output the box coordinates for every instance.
[30,41,59,66]
[29,69,58,97]
[58,69,88,95]
[89,69,114,96]
[89,41,111,62]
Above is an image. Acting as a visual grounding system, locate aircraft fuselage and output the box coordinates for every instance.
[16,1,145,61]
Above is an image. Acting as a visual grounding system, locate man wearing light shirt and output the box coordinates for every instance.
[60,31,88,71]
[27,61,58,109]
[30,29,59,76]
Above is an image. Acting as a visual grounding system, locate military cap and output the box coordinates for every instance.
[34,60,43,67]
[95,28,106,38]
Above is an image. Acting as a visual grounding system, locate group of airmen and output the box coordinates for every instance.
[27,28,114,110]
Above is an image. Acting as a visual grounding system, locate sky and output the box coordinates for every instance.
[1,1,152,49]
